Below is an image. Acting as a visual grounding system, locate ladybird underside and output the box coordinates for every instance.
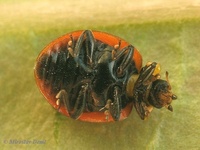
[35,30,138,121]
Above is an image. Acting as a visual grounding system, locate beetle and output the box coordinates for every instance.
[34,30,177,122]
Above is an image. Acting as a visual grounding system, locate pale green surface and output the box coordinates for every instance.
[0,1,200,150]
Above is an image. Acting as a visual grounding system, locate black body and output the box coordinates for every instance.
[35,30,138,120]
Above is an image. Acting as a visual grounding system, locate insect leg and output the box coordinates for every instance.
[134,62,158,88]
[56,84,89,119]
[74,30,96,73]
[113,45,134,77]
[109,86,122,121]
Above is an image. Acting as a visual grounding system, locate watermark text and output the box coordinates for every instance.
[3,139,46,145]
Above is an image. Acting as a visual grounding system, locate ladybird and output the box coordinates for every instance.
[34,30,177,122]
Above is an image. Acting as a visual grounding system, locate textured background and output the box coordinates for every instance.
[1,0,200,149]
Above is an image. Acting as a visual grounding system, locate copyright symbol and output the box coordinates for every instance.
[4,140,8,144]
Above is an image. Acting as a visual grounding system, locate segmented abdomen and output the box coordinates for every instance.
[35,42,78,95]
